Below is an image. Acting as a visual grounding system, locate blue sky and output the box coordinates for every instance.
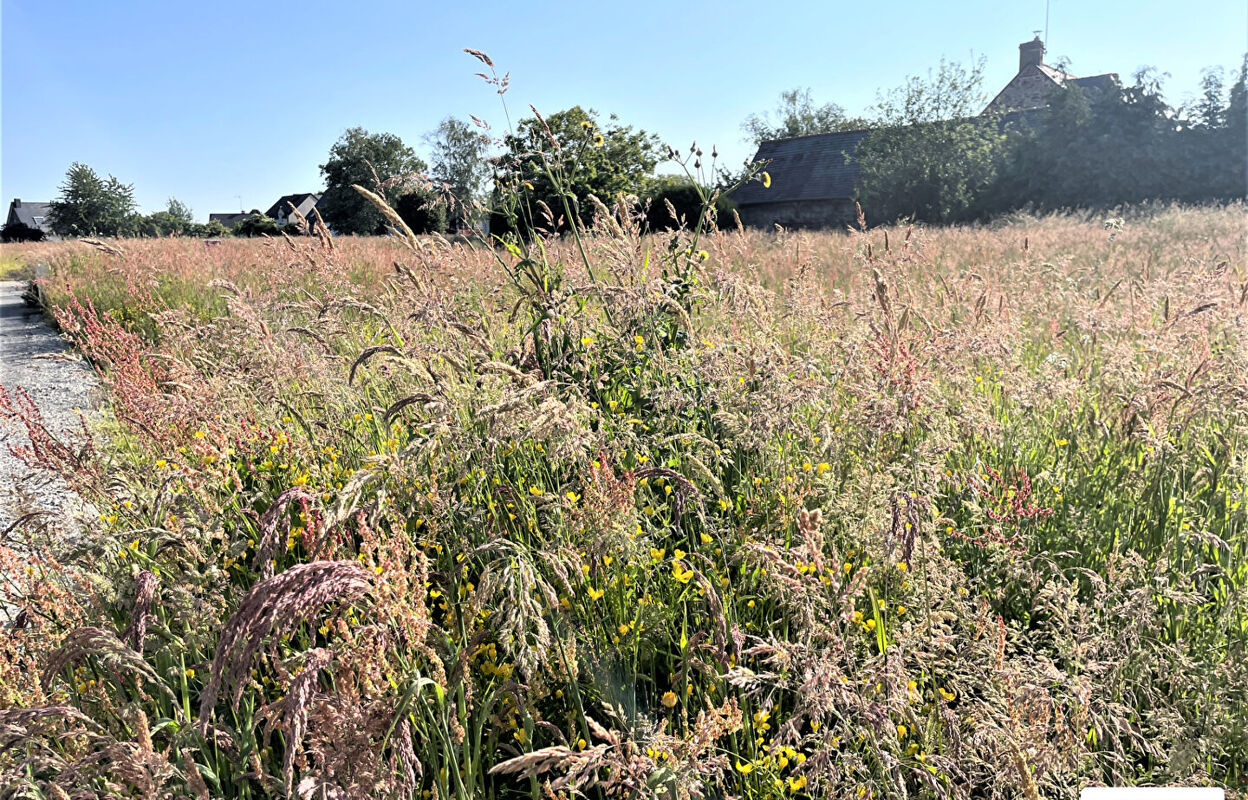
[3,0,1244,220]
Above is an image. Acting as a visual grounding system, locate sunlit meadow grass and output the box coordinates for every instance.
[1,203,1245,799]
[0,251,36,281]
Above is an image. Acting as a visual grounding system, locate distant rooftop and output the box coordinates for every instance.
[264,193,320,220]
[732,129,871,206]
[6,199,54,234]
[208,212,254,230]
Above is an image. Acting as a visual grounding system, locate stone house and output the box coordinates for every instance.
[5,199,55,238]
[984,37,1117,114]
[734,37,1117,229]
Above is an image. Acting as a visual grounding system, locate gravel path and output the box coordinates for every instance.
[0,280,98,539]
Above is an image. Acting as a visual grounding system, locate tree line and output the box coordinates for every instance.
[9,108,723,242]
[853,58,1247,224]
[8,52,1243,243]
[737,57,1245,225]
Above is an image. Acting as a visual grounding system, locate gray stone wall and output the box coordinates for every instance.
[986,68,1059,113]
[736,199,857,230]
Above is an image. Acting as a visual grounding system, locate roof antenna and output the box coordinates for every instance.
[1043,0,1050,47]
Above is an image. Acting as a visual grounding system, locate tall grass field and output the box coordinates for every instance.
[1,203,1246,799]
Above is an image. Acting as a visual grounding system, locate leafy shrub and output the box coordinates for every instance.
[232,213,281,237]
[0,221,46,242]
[644,177,738,231]
[194,219,231,239]
[395,188,449,235]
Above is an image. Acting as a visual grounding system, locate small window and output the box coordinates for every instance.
[33,216,44,225]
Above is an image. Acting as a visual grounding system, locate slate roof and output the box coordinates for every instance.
[1069,73,1118,93]
[6,200,53,233]
[209,212,253,229]
[733,129,871,206]
[264,193,320,220]
[1037,64,1119,94]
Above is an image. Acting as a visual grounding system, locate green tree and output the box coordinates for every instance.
[318,127,427,235]
[48,162,140,237]
[1191,67,1228,129]
[141,197,196,236]
[854,59,1007,224]
[741,88,865,147]
[426,117,492,230]
[493,106,660,236]
[166,197,194,225]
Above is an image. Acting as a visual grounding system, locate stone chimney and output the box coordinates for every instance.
[1019,36,1045,71]
[13,199,19,207]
